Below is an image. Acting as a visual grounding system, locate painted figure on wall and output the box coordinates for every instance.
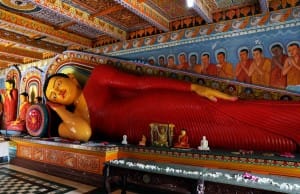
[167,55,176,69]
[158,55,166,67]
[269,44,288,89]
[283,43,300,86]
[216,51,234,79]
[249,47,272,86]
[147,57,156,66]
[6,92,31,132]
[235,48,252,83]
[1,80,18,128]
[199,53,217,76]
[189,53,198,69]
[177,53,189,70]
[44,64,300,153]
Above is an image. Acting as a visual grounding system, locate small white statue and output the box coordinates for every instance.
[121,134,128,145]
[198,136,210,151]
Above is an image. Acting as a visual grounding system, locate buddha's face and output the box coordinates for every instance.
[5,82,13,90]
[46,76,78,105]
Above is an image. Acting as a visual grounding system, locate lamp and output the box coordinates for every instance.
[187,0,194,8]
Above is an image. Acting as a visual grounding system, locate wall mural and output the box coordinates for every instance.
[97,6,300,93]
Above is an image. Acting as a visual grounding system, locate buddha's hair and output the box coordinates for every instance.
[43,73,69,101]
[35,96,42,103]
[20,92,28,97]
[5,79,15,88]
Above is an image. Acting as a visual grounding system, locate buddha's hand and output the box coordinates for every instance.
[191,84,238,102]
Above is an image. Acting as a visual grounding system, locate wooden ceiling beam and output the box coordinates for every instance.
[114,0,169,31]
[91,5,124,17]
[192,0,213,23]
[0,29,66,53]
[0,8,92,47]
[56,21,76,30]
[0,54,25,64]
[0,45,45,60]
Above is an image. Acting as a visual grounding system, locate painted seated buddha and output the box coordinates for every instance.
[6,92,31,132]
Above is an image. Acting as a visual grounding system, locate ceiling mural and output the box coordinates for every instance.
[0,0,298,69]
[0,0,41,13]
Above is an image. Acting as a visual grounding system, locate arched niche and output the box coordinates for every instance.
[21,67,43,103]
[6,66,21,91]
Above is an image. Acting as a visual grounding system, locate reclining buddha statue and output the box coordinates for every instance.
[43,64,300,153]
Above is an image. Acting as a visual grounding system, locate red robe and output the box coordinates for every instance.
[3,89,18,127]
[7,101,31,131]
[83,65,300,152]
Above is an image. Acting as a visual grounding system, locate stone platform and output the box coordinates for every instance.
[8,136,300,190]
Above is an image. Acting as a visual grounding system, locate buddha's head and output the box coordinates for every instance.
[5,79,15,91]
[20,92,28,103]
[43,73,80,105]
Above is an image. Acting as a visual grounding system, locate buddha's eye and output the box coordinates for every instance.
[51,92,57,101]
[56,80,62,89]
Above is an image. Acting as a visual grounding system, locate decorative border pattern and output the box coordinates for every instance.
[92,7,300,55]
[45,50,300,101]
[13,137,119,174]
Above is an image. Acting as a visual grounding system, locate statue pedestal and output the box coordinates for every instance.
[10,137,118,185]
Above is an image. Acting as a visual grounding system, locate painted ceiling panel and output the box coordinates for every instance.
[102,8,150,30]
[28,9,71,26]
[67,23,105,39]
[147,0,198,19]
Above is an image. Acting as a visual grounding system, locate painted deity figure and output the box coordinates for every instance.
[198,54,217,76]
[235,49,252,83]
[270,44,288,89]
[6,92,31,132]
[216,52,234,79]
[283,43,300,86]
[1,80,18,128]
[177,53,189,70]
[249,47,272,86]
[44,64,300,153]
[167,55,176,69]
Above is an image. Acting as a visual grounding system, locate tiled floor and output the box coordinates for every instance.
[0,164,136,194]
